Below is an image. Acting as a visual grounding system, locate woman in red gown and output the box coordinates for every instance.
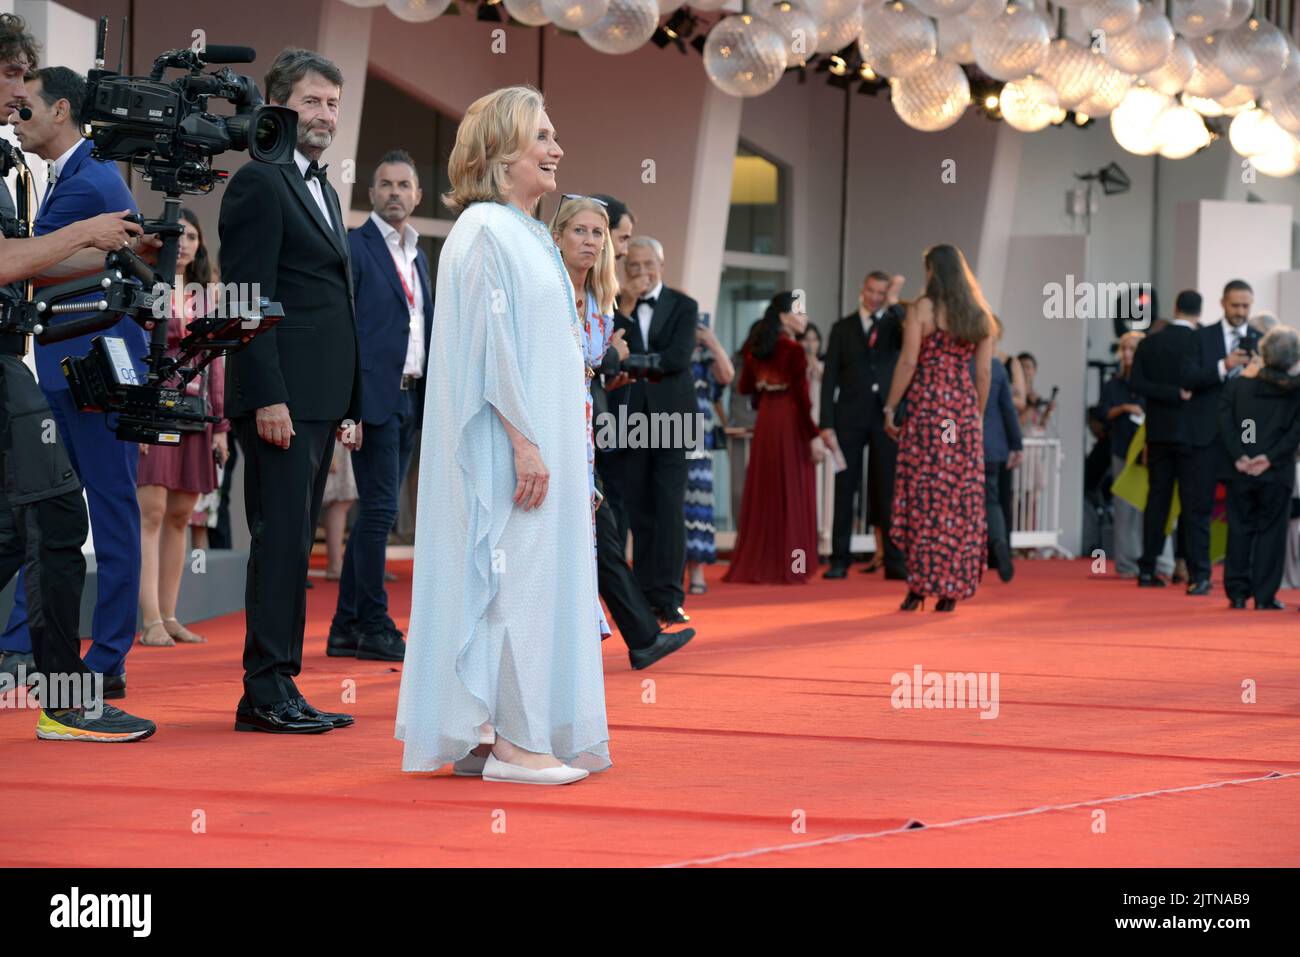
[724,291,820,585]
[883,245,995,612]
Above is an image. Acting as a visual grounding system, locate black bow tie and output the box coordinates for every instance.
[304,161,328,183]
[636,296,657,309]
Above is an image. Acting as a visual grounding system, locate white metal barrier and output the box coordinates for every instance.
[714,432,1070,558]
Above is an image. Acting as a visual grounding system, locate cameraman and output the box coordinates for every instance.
[3,64,149,696]
[0,12,154,740]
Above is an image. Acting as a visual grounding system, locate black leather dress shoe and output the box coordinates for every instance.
[1256,598,1285,610]
[1228,597,1248,609]
[629,628,695,670]
[235,699,333,733]
[1186,580,1212,596]
[823,565,848,579]
[294,696,354,728]
[327,623,359,657]
[357,630,405,661]
[1137,574,1167,587]
[656,606,691,626]
[102,673,126,699]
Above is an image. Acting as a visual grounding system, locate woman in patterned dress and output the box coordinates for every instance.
[685,321,733,594]
[883,244,995,612]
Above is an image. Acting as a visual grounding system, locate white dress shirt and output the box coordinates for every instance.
[635,279,663,348]
[369,210,426,379]
[859,305,885,339]
[293,149,333,229]
[40,138,84,211]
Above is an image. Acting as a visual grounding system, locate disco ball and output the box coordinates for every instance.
[815,5,863,53]
[890,57,971,131]
[1228,107,1287,155]
[655,0,681,10]
[858,2,937,79]
[503,0,552,25]
[937,15,975,64]
[1170,0,1232,39]
[1076,62,1131,117]
[1039,39,1106,108]
[542,0,611,28]
[972,3,1050,81]
[1184,36,1236,98]
[1110,85,1174,155]
[805,0,860,20]
[1102,5,1174,75]
[964,0,1008,18]
[386,0,454,21]
[1263,84,1300,135]
[759,2,821,68]
[910,0,974,18]
[339,0,386,7]
[1223,0,1253,29]
[691,0,731,10]
[1261,34,1300,98]
[1000,75,1060,132]
[1047,0,1094,7]
[579,0,659,54]
[1249,130,1300,176]
[1154,104,1212,159]
[1215,17,1289,87]
[1142,35,1196,95]
[704,14,790,97]
[1081,0,1141,37]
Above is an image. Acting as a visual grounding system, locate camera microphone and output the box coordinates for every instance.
[16,107,31,121]
[199,45,257,65]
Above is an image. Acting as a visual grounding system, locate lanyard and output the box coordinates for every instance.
[388,243,417,310]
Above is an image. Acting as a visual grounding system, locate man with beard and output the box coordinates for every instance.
[219,49,362,734]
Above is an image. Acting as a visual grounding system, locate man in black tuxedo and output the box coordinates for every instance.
[608,236,698,625]
[1177,279,1260,594]
[1129,290,1207,590]
[820,271,906,579]
[220,49,361,734]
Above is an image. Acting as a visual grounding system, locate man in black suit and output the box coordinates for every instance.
[1217,326,1300,610]
[326,151,431,664]
[1129,290,1205,590]
[608,236,698,625]
[1177,279,1260,594]
[820,270,906,579]
[220,49,361,734]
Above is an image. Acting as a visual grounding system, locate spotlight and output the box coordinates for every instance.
[690,35,706,55]
[828,55,848,76]
[984,94,999,110]
[1076,161,1130,196]
[859,63,875,81]
[663,8,694,38]
[1073,112,1091,126]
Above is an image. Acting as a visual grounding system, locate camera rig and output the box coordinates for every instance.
[0,19,293,444]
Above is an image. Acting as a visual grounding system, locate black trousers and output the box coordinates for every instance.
[0,490,92,687]
[209,429,240,550]
[1224,478,1290,604]
[1140,440,1213,581]
[984,461,1010,554]
[594,473,658,651]
[624,443,688,612]
[830,421,904,571]
[235,416,336,708]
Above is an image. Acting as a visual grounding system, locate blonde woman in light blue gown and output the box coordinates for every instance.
[395,86,609,785]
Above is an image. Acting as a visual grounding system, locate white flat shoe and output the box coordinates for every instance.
[452,753,487,777]
[482,753,588,785]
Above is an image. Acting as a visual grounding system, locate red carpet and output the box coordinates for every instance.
[2,559,1298,867]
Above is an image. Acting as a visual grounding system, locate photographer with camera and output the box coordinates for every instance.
[219,48,361,735]
[0,13,154,740]
[1,66,149,695]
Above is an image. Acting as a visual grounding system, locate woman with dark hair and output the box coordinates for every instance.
[136,207,229,645]
[883,244,994,611]
[723,292,820,584]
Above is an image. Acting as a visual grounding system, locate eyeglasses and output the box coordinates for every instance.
[561,193,608,207]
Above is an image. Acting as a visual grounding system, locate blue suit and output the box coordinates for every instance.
[1,140,145,675]
[331,216,433,636]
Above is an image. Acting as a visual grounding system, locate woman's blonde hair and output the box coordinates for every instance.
[1117,330,1145,377]
[442,85,545,214]
[550,196,618,317]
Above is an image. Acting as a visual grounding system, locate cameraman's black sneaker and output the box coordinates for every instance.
[36,704,156,742]
[327,623,359,657]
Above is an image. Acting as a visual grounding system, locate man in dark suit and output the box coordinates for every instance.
[1217,326,1300,610]
[820,270,906,579]
[1129,290,1205,589]
[1178,279,1260,594]
[220,49,361,734]
[975,318,1023,582]
[327,151,430,663]
[607,236,698,625]
[1,67,147,697]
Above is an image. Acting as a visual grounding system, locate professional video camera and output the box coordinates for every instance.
[0,19,291,445]
[622,353,665,383]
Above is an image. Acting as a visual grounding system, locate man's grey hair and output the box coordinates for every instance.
[1260,325,1300,372]
[264,48,343,105]
[628,235,664,262]
[1250,312,1279,335]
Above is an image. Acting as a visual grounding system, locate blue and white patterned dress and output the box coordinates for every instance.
[396,201,610,773]
[685,349,723,564]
